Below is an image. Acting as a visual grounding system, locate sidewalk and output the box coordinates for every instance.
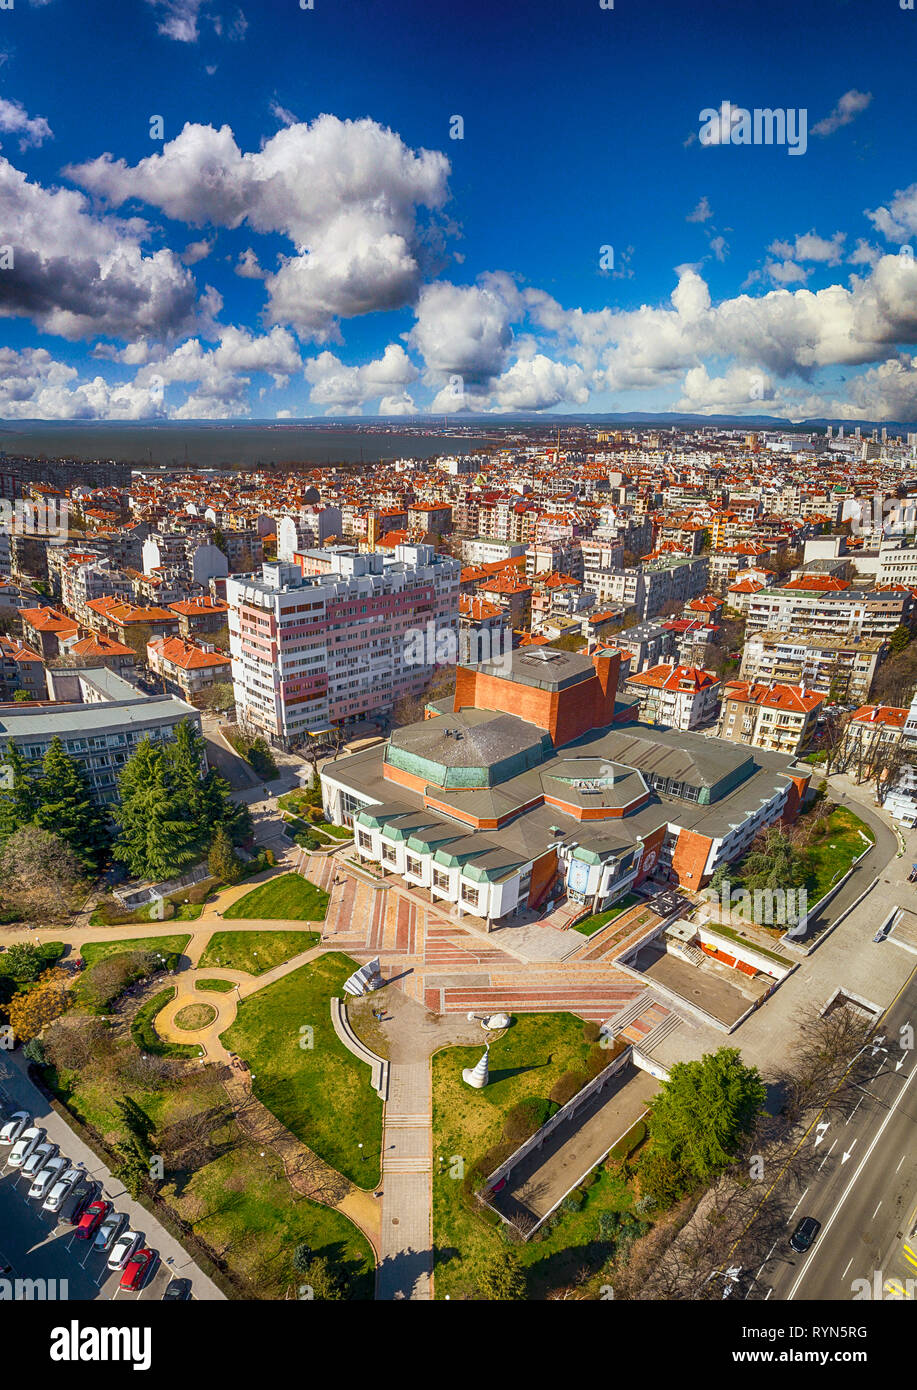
[0,1051,226,1301]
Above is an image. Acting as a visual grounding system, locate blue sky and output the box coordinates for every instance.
[1,0,917,420]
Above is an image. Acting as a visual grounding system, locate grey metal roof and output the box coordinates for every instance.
[474,645,595,692]
[0,695,197,739]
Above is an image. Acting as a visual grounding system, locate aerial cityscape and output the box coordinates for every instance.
[0,0,914,1362]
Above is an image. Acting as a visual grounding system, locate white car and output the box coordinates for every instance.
[21,1140,59,1179]
[28,1155,67,1201]
[42,1164,85,1214]
[8,1126,45,1168]
[107,1229,142,1272]
[94,1210,127,1252]
[0,1111,30,1145]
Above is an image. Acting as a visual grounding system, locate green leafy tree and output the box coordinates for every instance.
[12,689,31,702]
[2,942,45,983]
[645,1047,766,1186]
[34,736,109,874]
[113,739,201,881]
[294,1253,345,1299]
[477,1250,526,1301]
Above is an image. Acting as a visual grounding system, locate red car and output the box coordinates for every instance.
[75,1198,111,1241]
[120,1246,156,1292]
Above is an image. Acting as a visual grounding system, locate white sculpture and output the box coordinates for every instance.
[462,1046,490,1089]
[482,1012,511,1031]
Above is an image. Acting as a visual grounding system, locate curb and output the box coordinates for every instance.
[330,996,389,1100]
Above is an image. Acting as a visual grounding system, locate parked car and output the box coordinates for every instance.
[21,1140,58,1179]
[94,1210,127,1253]
[42,1165,85,1214]
[60,1180,98,1225]
[107,1230,142,1272]
[8,1127,45,1168]
[75,1198,111,1242]
[0,1111,30,1145]
[161,1277,191,1301]
[120,1247,156,1292]
[27,1155,67,1201]
[790,1216,821,1253]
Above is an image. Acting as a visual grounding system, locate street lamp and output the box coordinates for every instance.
[358,1142,365,1163]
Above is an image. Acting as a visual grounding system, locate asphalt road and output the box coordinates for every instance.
[751,961,917,1302]
[0,1164,173,1302]
[794,791,898,943]
[0,1058,223,1301]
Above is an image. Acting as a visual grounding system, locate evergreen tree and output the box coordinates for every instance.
[645,1047,766,1186]
[168,719,251,850]
[115,1096,156,1149]
[477,1250,526,1301]
[34,736,109,874]
[0,742,38,844]
[113,739,200,881]
[208,826,242,885]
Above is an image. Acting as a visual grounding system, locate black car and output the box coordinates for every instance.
[161,1277,192,1301]
[790,1216,821,1253]
[59,1180,98,1226]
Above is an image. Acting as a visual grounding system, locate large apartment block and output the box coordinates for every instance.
[745,585,915,640]
[226,544,461,747]
[740,630,887,705]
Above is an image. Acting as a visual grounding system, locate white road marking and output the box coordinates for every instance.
[788,1052,917,1301]
[787,1188,809,1223]
[896,1154,906,1173]
[842,1257,853,1278]
[818,1139,837,1171]
[872,1201,882,1219]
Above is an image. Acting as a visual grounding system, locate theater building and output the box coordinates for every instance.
[321,647,810,927]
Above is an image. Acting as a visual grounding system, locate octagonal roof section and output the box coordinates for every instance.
[385,707,552,790]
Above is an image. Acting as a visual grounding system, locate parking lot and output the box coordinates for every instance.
[0,1161,174,1301]
[0,1068,218,1302]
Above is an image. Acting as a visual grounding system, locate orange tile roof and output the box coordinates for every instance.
[723,680,823,713]
[148,636,232,671]
[848,704,909,728]
[627,663,719,693]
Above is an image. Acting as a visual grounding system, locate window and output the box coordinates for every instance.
[382,844,397,865]
[433,869,450,890]
[406,854,423,877]
[358,832,373,852]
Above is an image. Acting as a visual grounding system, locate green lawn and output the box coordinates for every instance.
[131,988,202,1059]
[78,934,191,968]
[431,1013,640,1299]
[198,929,319,975]
[172,1142,375,1299]
[223,873,329,922]
[43,1051,374,1298]
[196,978,236,993]
[802,807,875,904]
[222,952,382,1186]
[574,894,640,936]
